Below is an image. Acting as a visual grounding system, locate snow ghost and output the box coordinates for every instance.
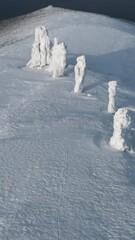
[50,38,67,78]
[39,28,51,67]
[108,81,117,113]
[74,55,86,93]
[27,26,51,68]
[27,42,41,68]
[49,38,59,72]
[53,37,59,49]
[110,107,131,151]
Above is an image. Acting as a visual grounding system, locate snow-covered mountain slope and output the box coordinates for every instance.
[0,6,135,240]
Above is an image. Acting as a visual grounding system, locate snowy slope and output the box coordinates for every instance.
[0,6,135,240]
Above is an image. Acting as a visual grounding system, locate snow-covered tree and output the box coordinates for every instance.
[49,38,59,73]
[27,42,41,68]
[46,32,51,65]
[110,107,131,151]
[74,55,86,93]
[50,38,67,78]
[40,28,51,66]
[27,26,51,68]
[50,38,59,66]
[108,81,117,113]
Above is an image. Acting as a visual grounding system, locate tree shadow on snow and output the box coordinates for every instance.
[87,48,135,84]
[83,79,103,92]
[117,91,135,110]
[67,47,135,90]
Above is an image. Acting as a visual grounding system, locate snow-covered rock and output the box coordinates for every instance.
[74,55,86,93]
[110,107,131,151]
[108,81,117,113]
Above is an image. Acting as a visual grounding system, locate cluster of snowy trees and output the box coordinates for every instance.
[27,27,67,78]
[27,26,51,68]
[27,26,86,93]
[27,26,132,152]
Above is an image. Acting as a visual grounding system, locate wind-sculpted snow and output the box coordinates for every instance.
[0,6,135,240]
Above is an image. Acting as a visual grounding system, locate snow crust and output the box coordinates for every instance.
[0,6,135,240]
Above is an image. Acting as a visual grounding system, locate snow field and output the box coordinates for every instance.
[0,6,135,240]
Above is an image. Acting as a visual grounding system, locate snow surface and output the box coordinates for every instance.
[0,6,135,240]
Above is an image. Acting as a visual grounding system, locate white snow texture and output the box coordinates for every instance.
[110,107,131,151]
[27,26,51,68]
[108,80,117,113]
[74,55,86,93]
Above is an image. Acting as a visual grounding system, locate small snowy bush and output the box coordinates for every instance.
[110,107,131,151]
[74,55,86,93]
[108,81,117,113]
[27,26,51,68]
[50,38,67,78]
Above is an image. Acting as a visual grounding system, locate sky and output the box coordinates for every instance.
[0,0,135,21]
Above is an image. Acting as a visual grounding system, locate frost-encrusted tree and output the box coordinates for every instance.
[51,38,59,58]
[74,55,86,93]
[50,38,67,78]
[108,81,117,113]
[40,28,51,67]
[49,38,59,73]
[27,26,51,68]
[110,107,131,151]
